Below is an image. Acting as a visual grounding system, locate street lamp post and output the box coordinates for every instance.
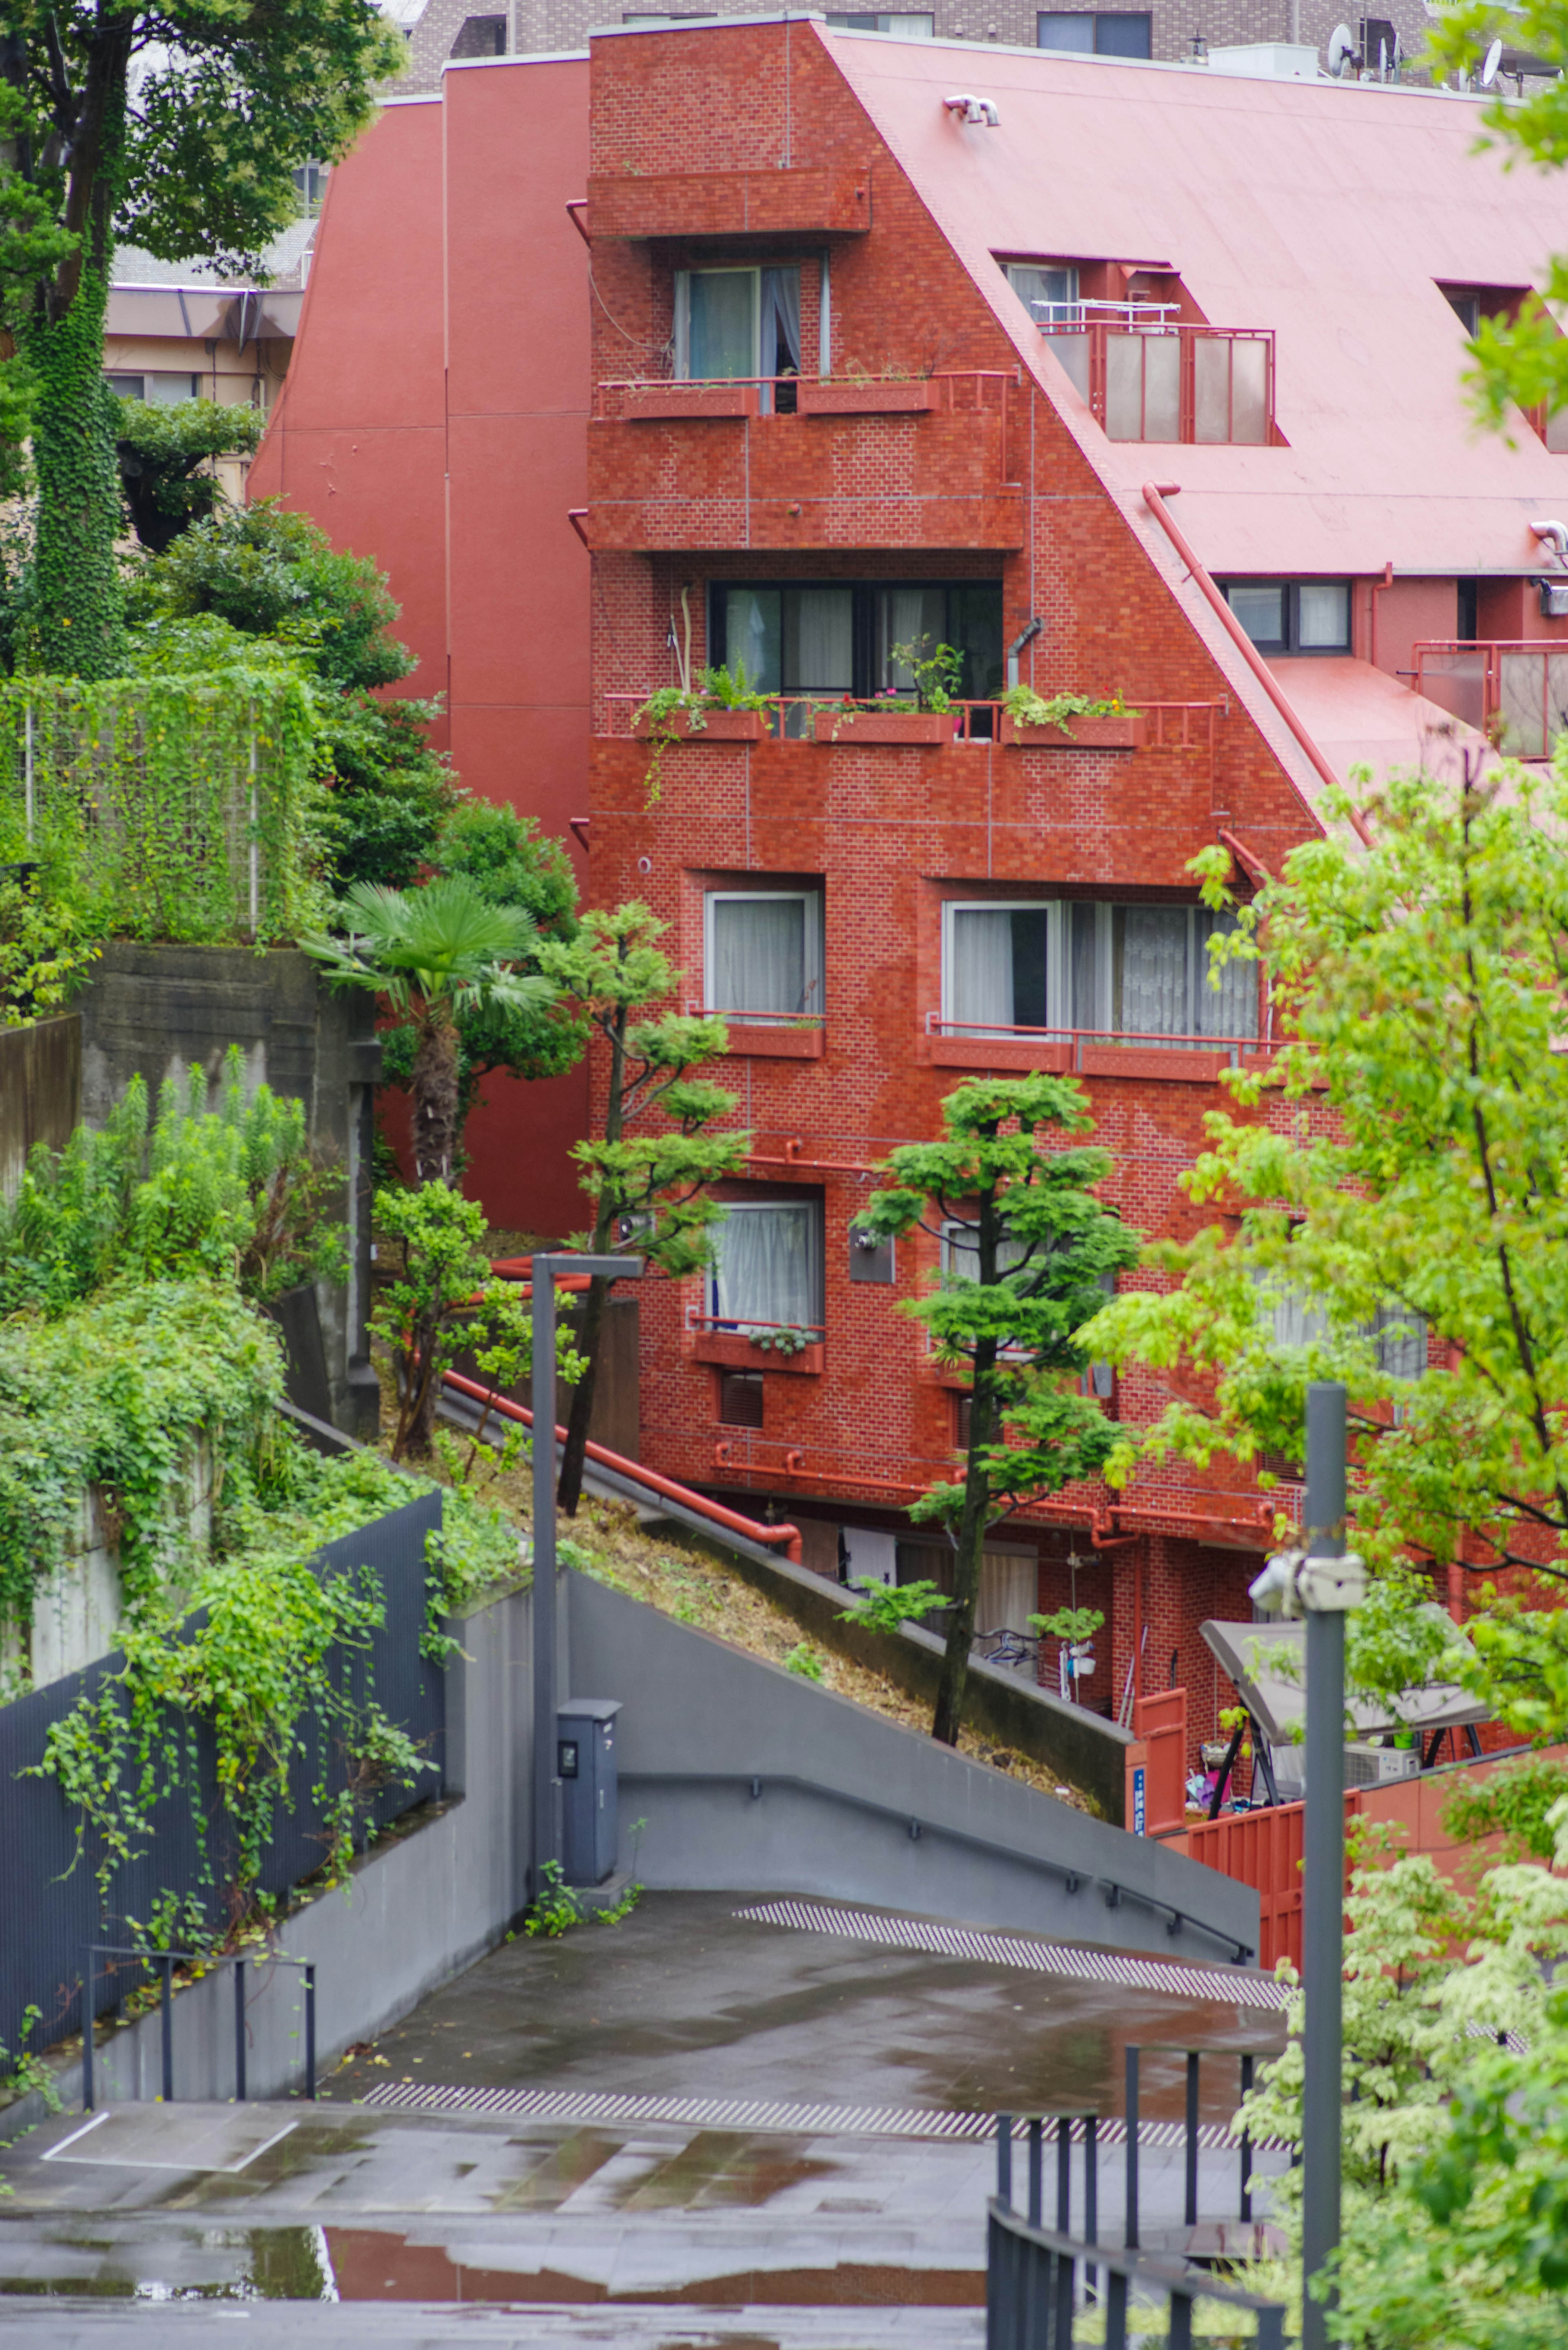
[529,1252,643,1900]
[1249,1380,1364,2350]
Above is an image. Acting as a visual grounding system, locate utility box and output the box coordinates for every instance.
[557,1698,622,1885]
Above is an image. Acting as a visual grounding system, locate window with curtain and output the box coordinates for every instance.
[710,1201,823,1332]
[675,267,800,384]
[1222,582,1352,655]
[705,891,823,1020]
[942,900,1258,1043]
[940,1220,1031,1282]
[1267,1280,1427,1380]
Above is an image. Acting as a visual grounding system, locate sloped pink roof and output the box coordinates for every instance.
[827,31,1568,582]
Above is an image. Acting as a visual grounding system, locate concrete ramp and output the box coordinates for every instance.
[568,1574,1260,1970]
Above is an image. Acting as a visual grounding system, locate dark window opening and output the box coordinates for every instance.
[717,1368,764,1427]
[710,580,1004,703]
[1037,12,1151,56]
[450,14,506,54]
[1221,580,1352,656]
[1456,579,1479,642]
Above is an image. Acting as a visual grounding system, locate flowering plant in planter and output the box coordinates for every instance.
[632,664,773,802]
[748,1323,814,1356]
[999,686,1128,729]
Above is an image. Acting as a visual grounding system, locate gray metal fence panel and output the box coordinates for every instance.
[0,1490,443,2063]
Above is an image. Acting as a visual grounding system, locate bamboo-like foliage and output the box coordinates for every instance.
[0,672,323,943]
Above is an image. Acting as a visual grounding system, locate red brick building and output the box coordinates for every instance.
[258,26,1568,1748]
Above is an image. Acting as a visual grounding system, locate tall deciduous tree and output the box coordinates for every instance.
[535,903,751,1517]
[1084,765,1568,1726]
[0,3,401,676]
[113,394,264,553]
[856,1075,1140,1747]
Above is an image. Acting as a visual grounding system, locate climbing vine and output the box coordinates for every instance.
[0,671,325,942]
[19,261,126,679]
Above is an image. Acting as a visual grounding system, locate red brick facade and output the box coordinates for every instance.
[583,20,1325,1757]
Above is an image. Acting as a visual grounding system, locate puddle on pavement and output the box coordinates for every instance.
[0,2225,983,2308]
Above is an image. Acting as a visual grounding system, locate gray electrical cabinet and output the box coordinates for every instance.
[557,1698,622,1886]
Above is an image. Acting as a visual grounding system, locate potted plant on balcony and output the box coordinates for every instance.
[999,686,1145,751]
[814,638,959,746]
[633,664,773,800]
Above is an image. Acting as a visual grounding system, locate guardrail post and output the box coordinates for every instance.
[1169,2283,1194,2350]
[81,1964,93,2114]
[1240,2051,1254,2221]
[996,2111,1013,2207]
[1125,2047,1140,2249]
[1106,2267,1129,2350]
[1084,2114,1098,2304]
[1056,2116,1071,2232]
[1027,2118,1042,2227]
[160,1957,174,2104]
[234,1960,246,2103]
[305,1963,317,2100]
[1185,2049,1200,2228]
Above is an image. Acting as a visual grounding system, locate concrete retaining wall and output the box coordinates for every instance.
[567,1572,1259,1965]
[0,1013,79,1201]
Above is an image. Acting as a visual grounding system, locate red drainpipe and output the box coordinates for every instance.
[441,1370,804,1564]
[1141,481,1373,848]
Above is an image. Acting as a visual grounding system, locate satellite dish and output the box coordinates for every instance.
[1328,22,1358,76]
[1481,36,1503,84]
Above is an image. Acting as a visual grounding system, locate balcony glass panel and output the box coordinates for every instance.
[1104,333,1144,440]
[1231,336,1269,444]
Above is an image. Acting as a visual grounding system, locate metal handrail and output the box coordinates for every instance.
[927,1013,1263,1051]
[619,1770,1256,1963]
[81,1941,316,2113]
[987,2201,1286,2350]
[689,1311,827,1338]
[601,692,1220,744]
[682,999,825,1028]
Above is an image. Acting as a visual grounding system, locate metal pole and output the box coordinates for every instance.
[81,1965,93,2114]
[160,1958,174,2104]
[531,1262,560,1902]
[234,1961,246,2103]
[304,1964,317,2101]
[1125,2046,1140,2249]
[247,713,259,935]
[1241,2053,1254,2221]
[23,705,34,847]
[1027,2118,1043,2226]
[996,2111,1013,2206]
[1185,2051,1199,2228]
[1056,2115,1071,2232]
[1303,1381,1347,2350]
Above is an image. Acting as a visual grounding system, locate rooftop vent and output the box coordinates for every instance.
[944,92,1000,125]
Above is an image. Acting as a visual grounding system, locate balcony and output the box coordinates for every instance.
[1414,640,1568,759]
[601,694,1218,751]
[924,1015,1274,1082]
[586,371,1023,553]
[688,1313,826,1376]
[1036,317,1276,446]
[684,1003,826,1059]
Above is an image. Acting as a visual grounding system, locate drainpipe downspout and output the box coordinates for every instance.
[1007,615,1043,689]
[1140,481,1372,845]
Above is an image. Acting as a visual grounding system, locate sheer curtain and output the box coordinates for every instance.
[950,908,1014,1032]
[688,270,755,380]
[713,1205,818,1329]
[1116,906,1189,1037]
[724,589,780,693]
[761,268,802,375]
[711,897,808,1016]
[795,589,853,691]
[1194,910,1258,1039]
[877,588,946,689]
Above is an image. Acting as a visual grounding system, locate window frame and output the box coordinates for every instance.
[940,894,1260,1044]
[1036,10,1152,55]
[708,1196,826,1333]
[709,578,1004,703]
[703,887,824,1023]
[1221,580,1353,656]
[674,266,760,382]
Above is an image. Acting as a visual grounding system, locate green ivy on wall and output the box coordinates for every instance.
[19,263,127,681]
[0,671,325,943]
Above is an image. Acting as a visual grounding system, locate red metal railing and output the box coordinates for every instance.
[682,1000,824,1028]
[595,368,1016,421]
[1039,324,1274,446]
[600,693,1220,744]
[688,1311,826,1340]
[1413,640,1568,759]
[925,1015,1269,1072]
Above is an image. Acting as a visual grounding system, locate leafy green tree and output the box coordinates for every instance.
[301,876,557,1191]
[1426,2,1568,440]
[0,4,401,676]
[113,395,265,554]
[534,903,751,1517]
[378,801,586,1159]
[1083,765,1568,1733]
[855,1075,1141,1746]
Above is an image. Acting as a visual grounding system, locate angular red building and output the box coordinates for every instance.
[260,25,1568,1748]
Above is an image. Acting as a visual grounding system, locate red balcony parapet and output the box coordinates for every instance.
[586,164,872,241]
[690,1317,826,1376]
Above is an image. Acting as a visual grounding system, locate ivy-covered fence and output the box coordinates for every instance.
[0,673,322,944]
[0,1488,444,2069]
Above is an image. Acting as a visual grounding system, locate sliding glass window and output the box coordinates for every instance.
[710,580,1003,702]
[942,899,1257,1042]
[704,890,824,1022]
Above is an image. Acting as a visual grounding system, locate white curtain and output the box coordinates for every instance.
[1270,1285,1329,1349]
[1194,910,1258,1039]
[761,267,802,375]
[978,1552,1036,1637]
[950,908,1014,1032]
[795,589,853,691]
[1117,906,1190,1037]
[712,898,807,1016]
[1373,1306,1427,1382]
[713,1205,817,1330]
[688,269,755,380]
[726,589,780,693]
[878,587,946,689]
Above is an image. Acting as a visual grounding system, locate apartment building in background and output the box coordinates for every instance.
[256,23,1568,1754]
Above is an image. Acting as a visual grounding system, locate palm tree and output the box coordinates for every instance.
[302,878,557,1186]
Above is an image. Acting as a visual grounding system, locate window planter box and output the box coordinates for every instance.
[621,383,760,421]
[795,379,942,416]
[929,1035,1072,1074]
[1077,1043,1234,1082]
[633,707,767,742]
[693,1330,825,1375]
[813,709,949,746]
[1001,713,1147,751]
[720,1023,826,1059]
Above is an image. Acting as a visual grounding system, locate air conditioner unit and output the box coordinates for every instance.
[1344,1741,1421,1787]
[1540,579,1568,619]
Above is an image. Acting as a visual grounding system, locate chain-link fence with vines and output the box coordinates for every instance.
[0,673,324,943]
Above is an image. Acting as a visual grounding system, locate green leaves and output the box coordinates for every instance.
[305,876,551,1021]
[840,1578,949,1633]
[113,397,266,555]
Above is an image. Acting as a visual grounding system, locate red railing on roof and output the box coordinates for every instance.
[1037,323,1275,446]
[1413,640,1568,760]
